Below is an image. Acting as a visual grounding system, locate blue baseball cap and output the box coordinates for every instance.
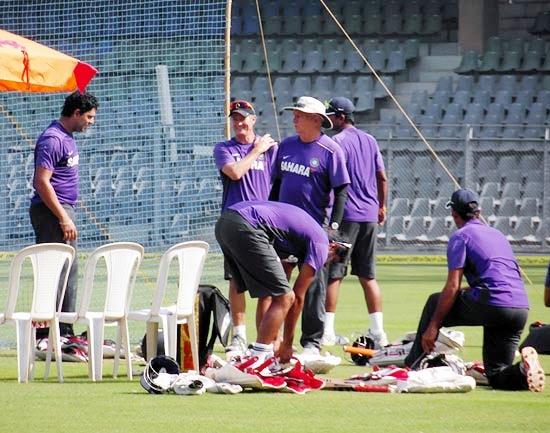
[325,97,355,116]
[445,188,480,216]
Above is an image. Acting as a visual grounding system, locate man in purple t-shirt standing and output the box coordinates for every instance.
[323,97,389,349]
[213,100,277,353]
[271,96,350,354]
[29,91,98,337]
[215,201,329,364]
[404,189,545,392]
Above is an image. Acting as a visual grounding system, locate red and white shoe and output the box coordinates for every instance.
[275,359,325,394]
[521,347,545,392]
[234,356,287,390]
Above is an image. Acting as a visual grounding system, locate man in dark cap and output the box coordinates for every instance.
[323,96,388,348]
[404,188,545,392]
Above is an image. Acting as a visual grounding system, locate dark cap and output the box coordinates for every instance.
[445,188,480,217]
[326,97,355,116]
[229,100,255,117]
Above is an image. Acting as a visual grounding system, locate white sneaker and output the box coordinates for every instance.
[301,346,320,356]
[366,329,389,349]
[225,335,247,356]
[321,333,350,346]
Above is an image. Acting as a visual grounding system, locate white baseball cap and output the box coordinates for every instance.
[282,96,333,129]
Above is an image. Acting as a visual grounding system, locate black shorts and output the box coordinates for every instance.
[215,211,291,299]
[328,221,377,280]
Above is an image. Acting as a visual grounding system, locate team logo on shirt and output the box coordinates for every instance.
[310,158,319,168]
[232,153,264,170]
[67,154,79,167]
[280,160,310,177]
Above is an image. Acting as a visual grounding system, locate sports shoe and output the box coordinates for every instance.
[521,346,545,392]
[283,360,325,390]
[225,335,247,354]
[321,333,350,346]
[301,346,320,356]
[465,361,489,386]
[366,329,388,349]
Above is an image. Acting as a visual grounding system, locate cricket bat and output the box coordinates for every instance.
[343,345,377,358]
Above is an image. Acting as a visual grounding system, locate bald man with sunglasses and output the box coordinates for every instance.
[214,100,278,354]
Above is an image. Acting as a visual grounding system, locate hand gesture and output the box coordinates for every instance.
[254,133,277,153]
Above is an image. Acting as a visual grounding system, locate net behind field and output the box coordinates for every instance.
[0,0,226,251]
[0,0,227,347]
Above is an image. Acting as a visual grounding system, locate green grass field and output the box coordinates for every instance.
[0,258,549,433]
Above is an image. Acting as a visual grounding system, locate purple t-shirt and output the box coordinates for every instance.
[333,127,385,222]
[31,120,79,206]
[214,138,278,210]
[273,134,350,225]
[447,219,528,308]
[229,200,329,271]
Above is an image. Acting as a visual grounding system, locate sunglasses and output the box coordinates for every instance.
[230,100,253,111]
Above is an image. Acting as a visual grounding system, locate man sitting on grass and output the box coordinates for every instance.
[404,188,545,392]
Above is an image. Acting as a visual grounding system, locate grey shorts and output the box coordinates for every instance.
[328,221,377,280]
[215,211,291,299]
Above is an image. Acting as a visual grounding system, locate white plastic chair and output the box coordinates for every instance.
[3,243,75,383]
[128,241,209,370]
[56,242,144,381]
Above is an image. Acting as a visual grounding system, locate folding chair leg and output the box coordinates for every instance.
[87,317,105,381]
[44,328,53,380]
[15,319,32,383]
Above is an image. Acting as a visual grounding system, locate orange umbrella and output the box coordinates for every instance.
[0,29,97,93]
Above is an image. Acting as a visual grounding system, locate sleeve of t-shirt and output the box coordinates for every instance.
[328,145,351,188]
[447,234,467,270]
[271,141,283,181]
[35,135,61,171]
[213,142,233,170]
[304,240,329,271]
[268,143,279,179]
[373,138,385,172]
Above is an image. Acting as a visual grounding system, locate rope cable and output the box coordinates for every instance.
[255,0,281,142]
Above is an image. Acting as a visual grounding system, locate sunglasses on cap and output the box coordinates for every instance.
[230,100,253,111]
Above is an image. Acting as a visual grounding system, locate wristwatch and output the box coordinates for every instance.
[330,222,339,230]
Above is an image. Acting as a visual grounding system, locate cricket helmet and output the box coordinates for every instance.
[140,355,181,394]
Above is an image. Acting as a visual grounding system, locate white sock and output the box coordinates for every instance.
[233,325,246,341]
[324,312,335,336]
[369,312,384,334]
[250,342,274,361]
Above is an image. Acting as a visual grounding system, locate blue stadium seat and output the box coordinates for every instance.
[526,102,545,124]
[389,198,410,216]
[472,90,491,108]
[341,51,365,73]
[323,50,344,72]
[478,75,497,93]
[519,197,539,217]
[334,76,353,97]
[402,14,422,35]
[519,50,543,72]
[374,76,394,99]
[478,51,500,73]
[322,16,341,36]
[342,14,363,35]
[524,181,543,200]
[302,50,323,73]
[280,50,302,73]
[282,15,303,35]
[432,90,451,107]
[536,90,550,109]
[411,90,428,106]
[355,92,375,113]
[452,90,472,108]
[383,14,403,35]
[454,51,479,74]
[480,182,500,199]
[493,217,512,237]
[312,76,333,97]
[292,76,312,98]
[403,39,420,61]
[505,102,526,124]
[384,50,406,74]
[479,197,496,216]
[485,103,505,124]
[456,75,475,92]
[501,182,521,199]
[498,197,518,217]
[387,216,405,242]
[302,15,323,35]
[499,50,522,72]
[364,14,383,34]
[425,217,451,244]
[519,75,540,93]
[494,90,513,106]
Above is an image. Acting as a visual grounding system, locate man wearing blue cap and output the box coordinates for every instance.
[323,97,388,348]
[404,188,545,392]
